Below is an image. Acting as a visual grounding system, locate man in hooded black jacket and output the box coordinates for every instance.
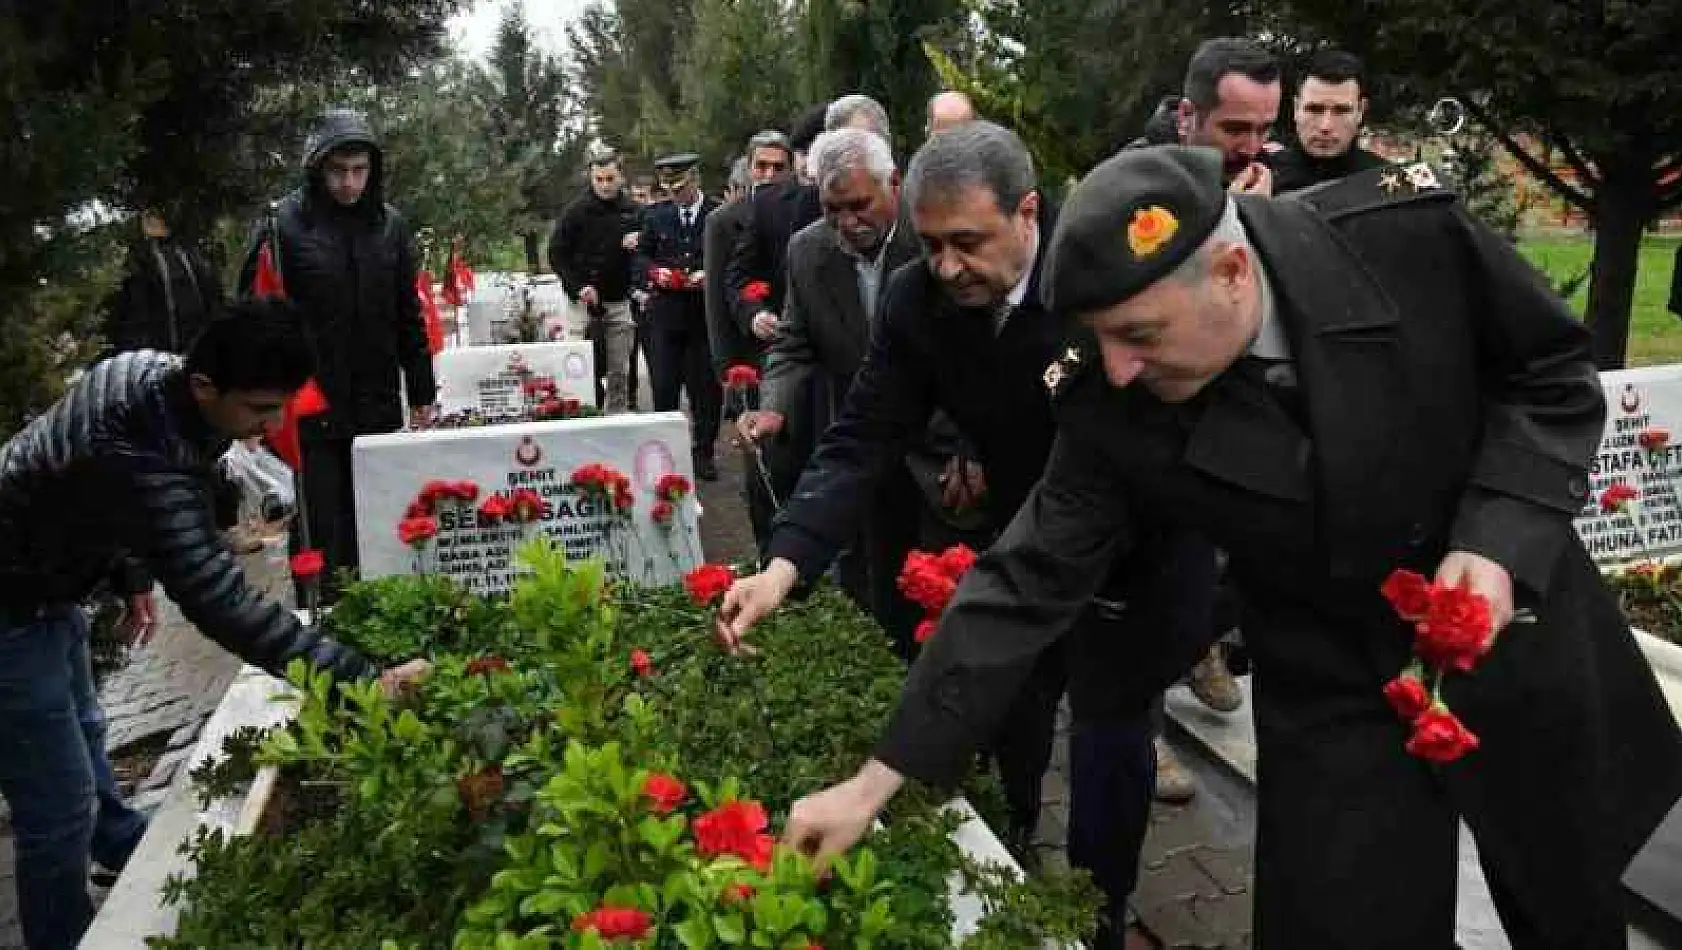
[239,109,437,598]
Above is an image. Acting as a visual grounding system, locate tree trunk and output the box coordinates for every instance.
[523,230,542,275]
[1586,166,1653,370]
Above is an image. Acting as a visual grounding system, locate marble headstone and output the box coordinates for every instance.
[352,413,700,594]
[1575,365,1682,566]
[435,341,596,418]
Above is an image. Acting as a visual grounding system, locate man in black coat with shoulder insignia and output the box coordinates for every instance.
[780,145,1682,949]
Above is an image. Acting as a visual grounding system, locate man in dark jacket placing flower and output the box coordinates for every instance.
[0,301,428,950]
[239,108,437,593]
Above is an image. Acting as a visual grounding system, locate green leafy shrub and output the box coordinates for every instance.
[155,540,1098,948]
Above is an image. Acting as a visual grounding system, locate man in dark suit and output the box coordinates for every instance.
[779,145,1682,949]
[636,153,722,479]
[720,123,1221,949]
[706,131,795,382]
[704,155,758,387]
[738,128,929,656]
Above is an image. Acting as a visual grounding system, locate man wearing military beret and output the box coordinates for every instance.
[636,153,723,479]
[781,145,1682,948]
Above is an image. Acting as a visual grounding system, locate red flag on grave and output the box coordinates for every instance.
[250,236,330,469]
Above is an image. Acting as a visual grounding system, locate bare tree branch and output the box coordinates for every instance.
[1462,98,1595,210]
[1545,132,1601,190]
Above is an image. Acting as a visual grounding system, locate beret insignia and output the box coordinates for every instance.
[1126,206,1179,259]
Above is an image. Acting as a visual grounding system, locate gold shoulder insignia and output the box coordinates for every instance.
[1403,162,1441,191]
[1044,346,1085,398]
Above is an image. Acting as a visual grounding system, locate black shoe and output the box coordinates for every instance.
[694,455,719,482]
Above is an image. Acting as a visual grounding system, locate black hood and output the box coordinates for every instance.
[302,108,386,215]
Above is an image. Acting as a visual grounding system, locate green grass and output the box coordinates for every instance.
[1517,233,1681,366]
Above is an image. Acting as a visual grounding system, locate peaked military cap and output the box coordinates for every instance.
[653,152,701,172]
[1043,145,1228,315]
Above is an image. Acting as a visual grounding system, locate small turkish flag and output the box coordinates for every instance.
[250,237,330,469]
[417,271,445,355]
[252,239,286,300]
[268,379,329,470]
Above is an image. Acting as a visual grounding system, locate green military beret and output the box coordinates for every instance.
[1043,145,1228,315]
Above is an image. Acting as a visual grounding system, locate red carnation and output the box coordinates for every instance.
[724,365,761,390]
[534,396,565,419]
[451,480,480,502]
[642,773,687,814]
[741,279,772,304]
[1415,583,1494,672]
[405,499,434,519]
[1380,569,1436,623]
[398,516,438,547]
[631,648,653,678]
[465,655,511,677]
[683,564,735,606]
[571,463,604,489]
[1405,706,1481,763]
[571,905,653,942]
[478,493,513,523]
[1602,482,1639,513]
[651,499,675,526]
[1382,672,1431,722]
[898,555,957,613]
[694,799,775,871]
[613,485,635,512]
[561,396,582,415]
[289,549,325,580]
[509,488,544,523]
[1640,427,1671,450]
[914,618,937,644]
[934,543,978,579]
[655,473,692,501]
[419,479,453,504]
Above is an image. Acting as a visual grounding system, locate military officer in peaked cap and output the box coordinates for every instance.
[637,152,723,478]
[781,145,1682,948]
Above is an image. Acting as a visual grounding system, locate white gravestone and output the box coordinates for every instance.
[1574,366,1682,566]
[435,342,597,418]
[528,275,570,342]
[353,413,701,594]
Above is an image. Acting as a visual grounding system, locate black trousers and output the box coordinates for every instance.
[292,435,359,603]
[647,295,721,458]
[747,378,829,558]
[834,463,925,659]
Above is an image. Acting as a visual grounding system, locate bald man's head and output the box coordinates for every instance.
[925,91,978,137]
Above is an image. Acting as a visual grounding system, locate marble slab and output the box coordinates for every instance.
[435,341,596,417]
[352,413,701,594]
